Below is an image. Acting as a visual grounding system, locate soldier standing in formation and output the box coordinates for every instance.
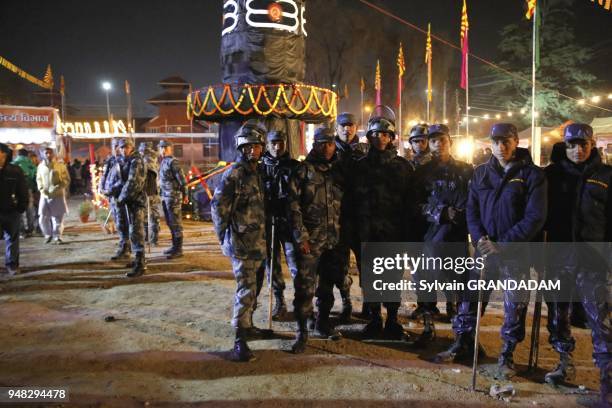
[100,138,131,261]
[211,122,267,362]
[411,124,473,346]
[351,109,414,340]
[159,140,188,259]
[139,142,161,247]
[117,138,148,278]
[288,127,344,352]
[316,112,368,322]
[258,130,300,320]
[408,123,432,170]
[544,124,611,403]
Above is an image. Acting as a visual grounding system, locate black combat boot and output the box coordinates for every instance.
[544,352,576,386]
[126,251,146,278]
[383,306,405,340]
[111,243,131,261]
[357,302,371,319]
[495,342,517,380]
[166,236,183,259]
[407,312,436,347]
[314,308,340,339]
[361,304,384,339]
[445,302,457,323]
[338,290,353,323]
[163,234,176,255]
[229,328,255,362]
[291,319,308,354]
[433,332,475,363]
[271,292,287,321]
[409,302,441,320]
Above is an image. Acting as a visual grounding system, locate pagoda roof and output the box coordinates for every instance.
[158,76,189,87]
[146,91,188,105]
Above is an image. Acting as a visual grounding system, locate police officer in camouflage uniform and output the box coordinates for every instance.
[159,140,188,259]
[289,126,344,353]
[117,138,148,278]
[408,123,432,170]
[351,107,415,340]
[257,130,300,320]
[316,112,368,322]
[544,124,611,404]
[99,138,130,261]
[211,122,267,362]
[410,124,473,346]
[139,142,161,246]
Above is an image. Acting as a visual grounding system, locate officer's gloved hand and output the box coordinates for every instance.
[477,236,499,256]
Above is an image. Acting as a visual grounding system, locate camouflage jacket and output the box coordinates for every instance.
[334,136,368,229]
[159,156,187,199]
[335,136,369,162]
[117,152,146,206]
[351,146,416,242]
[211,157,266,260]
[259,151,300,219]
[99,155,122,197]
[408,151,432,170]
[142,150,160,196]
[289,149,344,253]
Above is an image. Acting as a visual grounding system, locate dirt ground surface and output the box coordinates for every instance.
[0,198,604,407]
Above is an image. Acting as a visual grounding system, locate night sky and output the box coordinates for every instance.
[1,0,610,118]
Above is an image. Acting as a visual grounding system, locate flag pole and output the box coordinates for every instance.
[530,5,538,165]
[466,53,470,162]
[398,82,403,155]
[360,79,364,131]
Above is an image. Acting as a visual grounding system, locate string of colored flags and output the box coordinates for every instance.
[0,56,53,89]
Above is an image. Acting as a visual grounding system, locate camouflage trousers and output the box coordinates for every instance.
[144,195,161,243]
[126,203,145,253]
[255,230,298,299]
[162,196,183,239]
[111,198,129,247]
[231,256,265,328]
[293,251,322,321]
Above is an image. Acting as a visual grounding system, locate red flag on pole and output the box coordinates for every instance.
[375,60,382,106]
[460,0,469,90]
[396,43,405,108]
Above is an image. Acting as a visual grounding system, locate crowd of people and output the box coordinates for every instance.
[210,109,609,405]
[0,106,609,404]
[0,144,71,275]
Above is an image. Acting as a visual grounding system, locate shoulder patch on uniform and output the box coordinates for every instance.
[586,179,608,189]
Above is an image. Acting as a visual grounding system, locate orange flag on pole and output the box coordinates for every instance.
[375,59,381,106]
[460,0,469,90]
[397,42,405,107]
[526,0,536,19]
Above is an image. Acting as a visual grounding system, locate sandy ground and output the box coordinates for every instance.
[0,198,604,407]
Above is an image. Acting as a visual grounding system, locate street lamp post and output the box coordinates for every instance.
[102,81,112,133]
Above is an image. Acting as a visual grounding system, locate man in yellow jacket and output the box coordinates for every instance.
[36,148,70,244]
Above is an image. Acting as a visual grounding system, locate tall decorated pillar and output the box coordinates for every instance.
[188,0,337,161]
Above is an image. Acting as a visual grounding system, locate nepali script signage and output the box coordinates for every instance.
[0,105,56,129]
[60,119,130,137]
